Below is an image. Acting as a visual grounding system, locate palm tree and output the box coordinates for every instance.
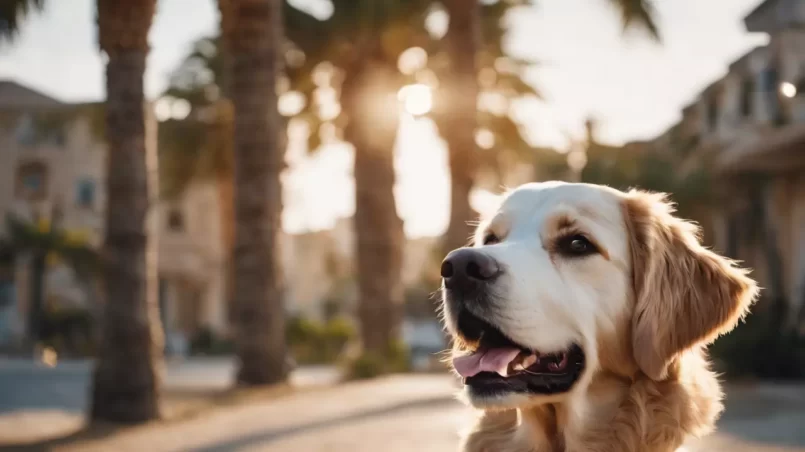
[287,0,535,357]
[218,0,288,386]
[2,214,98,351]
[162,1,558,364]
[284,0,433,357]
[90,0,163,422]
[158,34,238,325]
[0,0,163,422]
[436,0,658,253]
[438,0,481,253]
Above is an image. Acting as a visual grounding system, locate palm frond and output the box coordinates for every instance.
[0,0,45,43]
[608,0,660,40]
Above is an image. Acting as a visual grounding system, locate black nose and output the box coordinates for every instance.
[441,248,501,290]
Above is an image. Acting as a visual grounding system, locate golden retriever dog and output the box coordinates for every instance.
[439,182,758,452]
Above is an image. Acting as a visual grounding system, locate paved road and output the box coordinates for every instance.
[0,357,340,414]
[2,369,805,451]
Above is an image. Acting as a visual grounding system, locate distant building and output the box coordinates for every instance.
[0,80,444,350]
[0,81,228,349]
[0,81,107,346]
[651,0,805,327]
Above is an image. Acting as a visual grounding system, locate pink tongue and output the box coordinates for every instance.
[453,347,521,377]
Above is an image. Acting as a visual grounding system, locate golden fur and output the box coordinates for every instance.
[457,189,759,452]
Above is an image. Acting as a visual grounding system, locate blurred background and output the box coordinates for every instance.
[0,0,804,450]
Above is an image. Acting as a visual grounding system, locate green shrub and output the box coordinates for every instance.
[710,301,805,380]
[39,306,96,357]
[286,315,356,364]
[346,352,386,380]
[189,327,234,356]
[344,339,412,380]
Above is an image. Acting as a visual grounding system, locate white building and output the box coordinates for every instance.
[0,80,444,350]
[653,0,805,327]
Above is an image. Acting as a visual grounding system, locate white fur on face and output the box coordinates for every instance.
[453,182,634,403]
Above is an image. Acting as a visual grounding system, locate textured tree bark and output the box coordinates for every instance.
[91,0,163,423]
[438,0,482,254]
[341,62,405,355]
[216,1,237,329]
[218,172,236,327]
[222,0,288,386]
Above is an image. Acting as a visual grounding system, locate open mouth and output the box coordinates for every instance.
[452,311,585,397]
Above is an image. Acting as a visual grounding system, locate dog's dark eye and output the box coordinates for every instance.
[482,233,499,245]
[557,234,597,257]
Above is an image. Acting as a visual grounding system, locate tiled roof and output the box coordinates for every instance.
[0,80,63,109]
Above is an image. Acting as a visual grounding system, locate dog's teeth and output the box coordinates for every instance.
[521,354,539,368]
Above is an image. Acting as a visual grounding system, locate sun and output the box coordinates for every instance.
[398,84,433,116]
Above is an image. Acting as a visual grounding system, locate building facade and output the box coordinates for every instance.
[0,81,444,351]
[652,0,805,328]
[0,81,228,349]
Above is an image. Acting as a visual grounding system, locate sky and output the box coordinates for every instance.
[0,0,768,237]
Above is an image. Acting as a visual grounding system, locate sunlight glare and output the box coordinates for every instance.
[312,62,335,87]
[170,98,191,120]
[470,189,503,218]
[399,84,433,116]
[478,91,508,116]
[425,8,448,39]
[398,47,428,75]
[154,97,173,122]
[279,91,306,117]
[475,129,495,149]
[567,148,588,172]
[780,81,797,98]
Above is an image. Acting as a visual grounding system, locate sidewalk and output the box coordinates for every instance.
[5,374,462,452]
[3,372,804,452]
[0,357,341,445]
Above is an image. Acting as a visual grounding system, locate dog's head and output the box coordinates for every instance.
[441,182,757,409]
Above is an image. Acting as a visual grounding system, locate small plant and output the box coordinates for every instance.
[710,300,805,380]
[286,315,356,364]
[344,339,412,380]
[39,306,96,357]
[189,327,234,356]
[346,352,386,380]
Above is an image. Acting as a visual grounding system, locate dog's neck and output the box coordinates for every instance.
[518,372,634,452]
[463,352,724,452]
[470,354,723,452]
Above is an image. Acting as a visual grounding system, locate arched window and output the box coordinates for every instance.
[15,161,48,200]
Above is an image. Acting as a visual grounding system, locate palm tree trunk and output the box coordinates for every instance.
[91,0,163,423]
[218,172,236,326]
[26,250,45,351]
[221,0,288,386]
[216,4,237,329]
[437,0,481,254]
[342,62,405,355]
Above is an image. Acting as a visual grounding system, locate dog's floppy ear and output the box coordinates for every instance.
[623,190,758,380]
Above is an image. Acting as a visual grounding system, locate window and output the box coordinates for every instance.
[707,96,720,131]
[167,208,185,232]
[759,67,779,92]
[76,179,95,208]
[15,162,48,200]
[740,78,754,118]
[14,114,36,147]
